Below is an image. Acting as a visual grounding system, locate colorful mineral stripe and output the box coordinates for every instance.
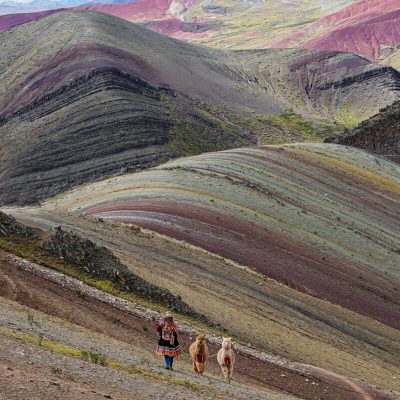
[47,143,400,329]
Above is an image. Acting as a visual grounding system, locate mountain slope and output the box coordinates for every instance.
[275,0,400,70]
[0,244,397,399]
[334,101,400,163]
[2,10,400,205]
[3,208,400,397]
[4,142,400,395]
[40,143,400,330]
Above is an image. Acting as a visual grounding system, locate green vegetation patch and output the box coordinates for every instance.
[258,112,320,142]
[162,95,251,156]
[215,107,333,144]
[0,326,204,391]
[332,105,359,128]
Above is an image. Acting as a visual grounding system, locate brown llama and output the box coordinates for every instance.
[217,337,235,384]
[189,334,209,375]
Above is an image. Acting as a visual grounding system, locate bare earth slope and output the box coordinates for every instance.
[2,11,400,205]
[39,143,400,331]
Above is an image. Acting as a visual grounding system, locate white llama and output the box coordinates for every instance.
[217,337,235,383]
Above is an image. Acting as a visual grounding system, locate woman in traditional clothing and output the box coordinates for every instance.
[155,312,183,370]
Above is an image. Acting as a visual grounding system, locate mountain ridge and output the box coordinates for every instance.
[40,143,400,331]
[2,10,400,205]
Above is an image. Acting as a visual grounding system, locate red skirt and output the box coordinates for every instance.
[156,337,183,357]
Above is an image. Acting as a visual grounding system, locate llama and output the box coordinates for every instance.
[217,337,235,383]
[189,334,209,375]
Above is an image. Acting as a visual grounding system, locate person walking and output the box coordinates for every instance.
[155,312,183,370]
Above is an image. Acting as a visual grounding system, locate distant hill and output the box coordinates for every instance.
[2,11,400,204]
[0,0,353,45]
[334,101,400,163]
[276,0,400,70]
[5,0,400,70]
[0,0,137,15]
[4,0,400,71]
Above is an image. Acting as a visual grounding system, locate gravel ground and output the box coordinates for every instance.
[5,207,399,396]
[1,248,396,400]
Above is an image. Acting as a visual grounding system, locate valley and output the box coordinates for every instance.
[0,2,399,399]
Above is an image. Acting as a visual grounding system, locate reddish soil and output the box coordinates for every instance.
[76,0,174,20]
[0,0,200,33]
[1,43,158,116]
[276,0,400,61]
[0,8,64,32]
[95,199,400,330]
[0,249,391,400]
[87,154,400,333]
[305,9,400,61]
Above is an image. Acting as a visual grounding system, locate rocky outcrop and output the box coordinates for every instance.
[0,68,178,204]
[42,226,209,321]
[202,5,229,14]
[0,208,210,321]
[0,211,34,237]
[318,65,400,90]
[334,101,400,162]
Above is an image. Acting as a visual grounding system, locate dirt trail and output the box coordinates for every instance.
[295,365,375,400]
[0,249,395,400]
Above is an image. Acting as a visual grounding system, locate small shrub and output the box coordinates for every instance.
[27,312,40,330]
[76,290,87,300]
[38,333,44,346]
[107,316,120,324]
[51,366,62,375]
[81,350,107,366]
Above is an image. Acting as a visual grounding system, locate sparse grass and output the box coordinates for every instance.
[332,105,359,128]
[27,312,41,333]
[107,315,121,324]
[0,326,204,391]
[190,0,341,49]
[161,95,244,156]
[0,326,82,358]
[243,107,256,114]
[257,112,320,142]
[76,289,87,300]
[81,350,108,366]
[38,333,44,346]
